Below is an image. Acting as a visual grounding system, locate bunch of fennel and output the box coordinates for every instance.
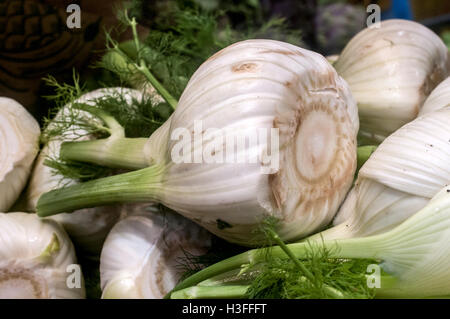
[334,19,449,143]
[25,87,147,256]
[0,212,84,299]
[0,97,40,211]
[168,184,450,299]
[36,39,359,245]
[100,204,212,299]
[315,106,450,241]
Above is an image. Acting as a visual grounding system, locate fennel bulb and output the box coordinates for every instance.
[37,39,359,245]
[169,185,450,299]
[334,19,450,143]
[419,76,450,115]
[316,107,450,241]
[0,97,40,211]
[100,204,212,299]
[0,212,85,299]
[26,88,144,255]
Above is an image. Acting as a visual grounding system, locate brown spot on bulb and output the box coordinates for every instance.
[231,63,258,73]
[418,62,448,115]
[420,62,447,100]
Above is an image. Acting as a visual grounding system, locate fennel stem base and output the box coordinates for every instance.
[61,137,149,170]
[36,164,166,217]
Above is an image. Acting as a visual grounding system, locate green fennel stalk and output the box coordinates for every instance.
[169,237,381,299]
[165,237,391,299]
[110,11,178,110]
[167,186,450,299]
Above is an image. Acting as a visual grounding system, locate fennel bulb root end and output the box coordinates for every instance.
[0,267,49,299]
[0,213,85,299]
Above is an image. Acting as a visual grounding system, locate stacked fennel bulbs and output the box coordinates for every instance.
[34,20,450,299]
[2,17,450,299]
[167,77,450,299]
[0,98,84,298]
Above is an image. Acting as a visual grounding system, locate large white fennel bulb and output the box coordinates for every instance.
[26,88,144,255]
[37,39,359,246]
[100,204,212,299]
[0,97,40,211]
[0,212,85,299]
[334,19,449,143]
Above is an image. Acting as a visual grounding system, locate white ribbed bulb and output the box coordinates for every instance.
[0,213,84,299]
[318,107,450,241]
[334,19,449,143]
[0,97,40,211]
[100,204,211,299]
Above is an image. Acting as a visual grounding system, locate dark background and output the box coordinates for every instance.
[0,0,449,121]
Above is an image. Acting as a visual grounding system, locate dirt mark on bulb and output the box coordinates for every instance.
[417,61,449,115]
[231,63,259,73]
